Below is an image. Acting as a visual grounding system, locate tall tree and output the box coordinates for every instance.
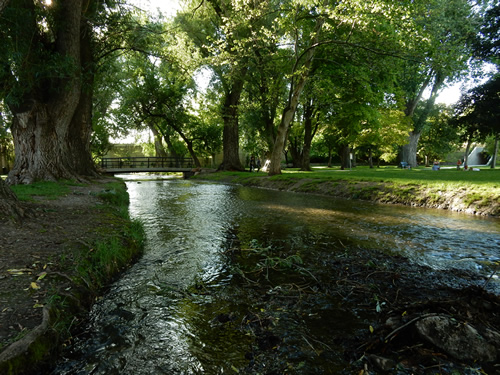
[268,0,326,175]
[175,0,263,171]
[0,0,99,184]
[267,0,424,175]
[398,0,479,167]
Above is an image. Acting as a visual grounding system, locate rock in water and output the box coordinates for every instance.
[415,315,497,362]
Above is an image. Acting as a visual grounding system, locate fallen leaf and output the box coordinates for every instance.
[30,282,40,290]
[37,272,47,281]
[7,268,33,276]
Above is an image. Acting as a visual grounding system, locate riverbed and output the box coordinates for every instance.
[50,176,500,374]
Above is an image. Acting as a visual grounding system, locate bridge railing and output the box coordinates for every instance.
[101,157,194,170]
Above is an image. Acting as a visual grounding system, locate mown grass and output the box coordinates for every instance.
[217,165,499,190]
[277,166,499,188]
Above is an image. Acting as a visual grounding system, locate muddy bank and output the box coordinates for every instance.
[0,178,144,374]
[193,172,500,217]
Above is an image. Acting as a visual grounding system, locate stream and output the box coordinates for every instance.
[51,175,500,374]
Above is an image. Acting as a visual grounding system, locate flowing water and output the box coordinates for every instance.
[51,176,500,374]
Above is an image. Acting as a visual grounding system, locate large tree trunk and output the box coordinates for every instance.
[463,136,472,168]
[300,100,317,171]
[289,136,302,169]
[219,72,247,171]
[6,0,96,184]
[67,17,97,177]
[0,0,9,14]
[185,139,201,168]
[327,149,333,168]
[149,125,167,157]
[339,145,350,170]
[401,71,444,169]
[400,131,421,168]
[368,148,374,168]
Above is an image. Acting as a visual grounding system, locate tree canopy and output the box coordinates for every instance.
[0,0,497,190]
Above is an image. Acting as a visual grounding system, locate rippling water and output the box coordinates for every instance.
[50,176,500,374]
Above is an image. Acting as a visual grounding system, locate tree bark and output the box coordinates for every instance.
[149,125,167,157]
[400,131,421,168]
[300,100,317,171]
[339,145,350,170]
[0,0,9,14]
[401,71,444,169]
[289,136,302,169]
[6,0,97,184]
[67,16,97,177]
[219,70,247,171]
[463,137,472,168]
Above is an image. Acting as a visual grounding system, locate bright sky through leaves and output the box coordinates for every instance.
[131,0,181,17]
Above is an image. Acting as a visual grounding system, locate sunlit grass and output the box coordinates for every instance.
[264,166,500,188]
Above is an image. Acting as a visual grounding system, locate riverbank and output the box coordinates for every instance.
[0,177,144,374]
[1,172,499,374]
[192,167,500,217]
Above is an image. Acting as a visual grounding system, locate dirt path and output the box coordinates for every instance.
[0,177,125,373]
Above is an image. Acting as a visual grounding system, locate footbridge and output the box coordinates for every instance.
[101,157,196,178]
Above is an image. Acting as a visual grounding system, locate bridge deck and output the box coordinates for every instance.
[100,157,195,175]
[104,167,193,173]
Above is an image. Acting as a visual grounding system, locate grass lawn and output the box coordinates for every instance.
[278,165,499,187]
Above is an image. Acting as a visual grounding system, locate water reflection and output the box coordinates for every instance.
[51,176,500,374]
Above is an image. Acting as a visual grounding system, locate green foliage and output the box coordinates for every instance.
[475,2,500,62]
[76,217,144,289]
[419,104,460,162]
[453,74,500,139]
